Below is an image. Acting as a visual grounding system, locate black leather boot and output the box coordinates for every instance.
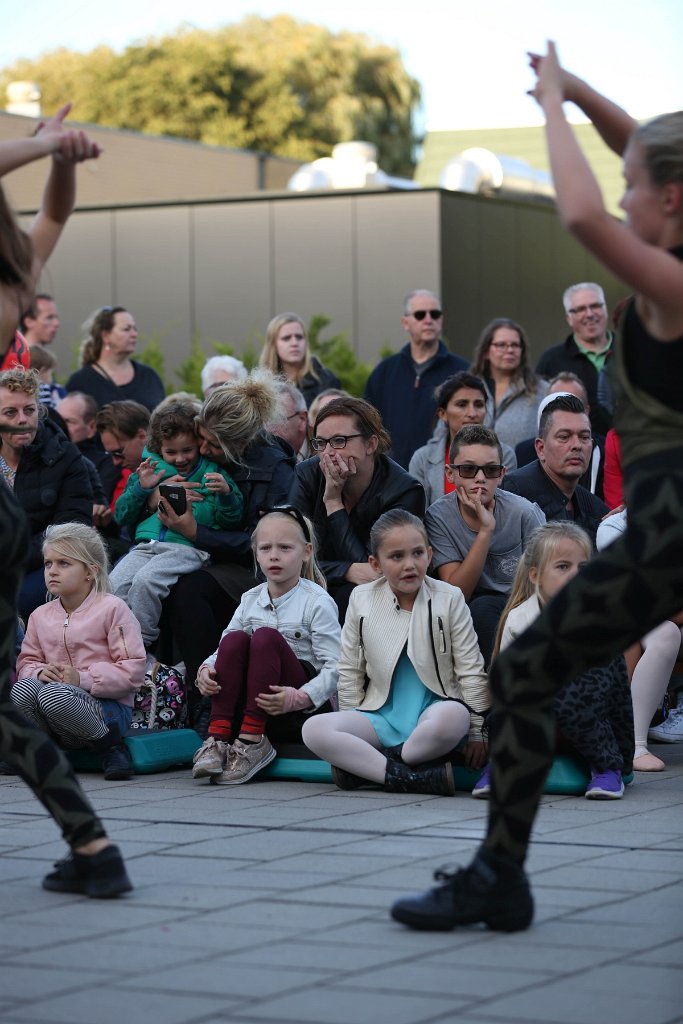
[91,723,133,781]
[331,765,373,790]
[384,758,455,796]
[390,848,533,932]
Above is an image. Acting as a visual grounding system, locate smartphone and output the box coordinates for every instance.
[158,483,187,516]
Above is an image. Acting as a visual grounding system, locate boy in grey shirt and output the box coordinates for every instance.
[426,425,545,664]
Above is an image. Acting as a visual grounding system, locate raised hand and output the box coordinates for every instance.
[36,102,102,164]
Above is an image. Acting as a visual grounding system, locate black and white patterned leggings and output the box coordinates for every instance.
[484,450,683,864]
[11,677,110,748]
[0,487,106,849]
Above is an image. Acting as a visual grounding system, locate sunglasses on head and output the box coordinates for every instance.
[259,504,311,542]
[449,463,504,479]
[410,309,442,321]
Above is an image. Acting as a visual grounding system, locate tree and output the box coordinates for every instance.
[1,16,421,175]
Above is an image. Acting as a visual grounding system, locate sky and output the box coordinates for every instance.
[2,0,682,133]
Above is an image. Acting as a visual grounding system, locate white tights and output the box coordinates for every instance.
[302,700,470,784]
[632,621,683,756]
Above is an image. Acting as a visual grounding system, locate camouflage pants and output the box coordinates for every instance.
[484,451,683,864]
[0,487,105,849]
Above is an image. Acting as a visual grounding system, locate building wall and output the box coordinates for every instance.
[29,188,624,385]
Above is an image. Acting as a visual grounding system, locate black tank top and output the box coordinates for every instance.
[622,244,683,413]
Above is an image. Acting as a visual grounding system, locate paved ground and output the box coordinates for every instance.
[1,744,683,1024]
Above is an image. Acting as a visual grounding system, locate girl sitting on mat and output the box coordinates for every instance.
[471,522,634,802]
[192,507,341,784]
[14,523,146,781]
[303,508,490,795]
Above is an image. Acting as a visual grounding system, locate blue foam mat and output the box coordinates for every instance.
[67,734,634,793]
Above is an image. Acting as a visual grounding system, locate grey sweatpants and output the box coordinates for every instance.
[110,541,209,647]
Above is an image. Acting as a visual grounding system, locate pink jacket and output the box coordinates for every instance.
[17,590,146,706]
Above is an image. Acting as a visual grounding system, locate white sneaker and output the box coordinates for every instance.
[192,736,230,778]
[648,708,683,744]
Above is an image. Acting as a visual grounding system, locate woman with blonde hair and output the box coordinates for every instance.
[161,370,297,716]
[259,313,340,407]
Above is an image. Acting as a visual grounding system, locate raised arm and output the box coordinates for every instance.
[527,51,637,157]
[23,104,101,284]
[529,42,683,319]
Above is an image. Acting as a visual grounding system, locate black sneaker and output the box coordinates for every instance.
[102,743,133,781]
[390,849,533,932]
[42,844,133,898]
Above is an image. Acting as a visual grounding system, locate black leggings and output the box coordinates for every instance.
[0,488,105,849]
[484,451,683,864]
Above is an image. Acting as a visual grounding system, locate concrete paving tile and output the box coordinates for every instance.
[221,937,413,972]
[125,853,259,882]
[201,899,372,931]
[627,938,683,967]
[104,918,295,953]
[425,939,619,974]
[237,985,465,1023]
[335,960,552,1000]
[465,979,681,1024]
[4,940,193,973]
[5,986,228,1024]
[532,864,682,893]
[0,964,110,1000]
[566,884,683,926]
[564,962,683,1000]
[119,961,327,999]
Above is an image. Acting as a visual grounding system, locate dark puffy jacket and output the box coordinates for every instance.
[13,418,93,570]
[298,358,341,408]
[194,437,296,566]
[289,453,426,583]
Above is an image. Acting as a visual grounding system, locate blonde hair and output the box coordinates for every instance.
[634,110,683,188]
[251,509,327,589]
[197,368,280,464]
[259,313,316,384]
[42,523,111,595]
[492,522,592,659]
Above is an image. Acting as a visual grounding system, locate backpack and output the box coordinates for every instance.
[131,662,187,731]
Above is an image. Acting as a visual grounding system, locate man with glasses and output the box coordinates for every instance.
[502,394,608,546]
[364,289,468,469]
[535,282,614,434]
[426,425,545,665]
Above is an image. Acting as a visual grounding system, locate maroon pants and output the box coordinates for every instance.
[211,628,309,736]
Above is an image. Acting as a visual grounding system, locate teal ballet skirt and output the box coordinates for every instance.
[359,649,441,747]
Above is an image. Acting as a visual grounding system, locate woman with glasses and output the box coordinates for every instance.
[470,318,549,452]
[259,313,340,407]
[288,396,425,620]
[66,306,165,413]
[409,372,517,508]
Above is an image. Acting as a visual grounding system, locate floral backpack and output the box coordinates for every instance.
[131,662,187,731]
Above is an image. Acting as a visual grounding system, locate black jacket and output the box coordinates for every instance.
[13,418,93,570]
[501,459,608,546]
[299,358,341,408]
[288,453,426,583]
[535,333,614,436]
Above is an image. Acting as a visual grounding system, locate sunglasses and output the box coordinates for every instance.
[259,504,311,542]
[449,463,504,479]
[410,309,442,321]
[310,433,363,452]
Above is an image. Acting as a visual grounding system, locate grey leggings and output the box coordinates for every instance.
[0,487,105,849]
[484,449,683,864]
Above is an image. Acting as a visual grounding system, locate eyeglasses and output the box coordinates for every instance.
[567,302,604,316]
[449,463,504,479]
[410,309,442,321]
[310,433,363,452]
[260,504,311,542]
[286,410,307,420]
[489,342,522,351]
